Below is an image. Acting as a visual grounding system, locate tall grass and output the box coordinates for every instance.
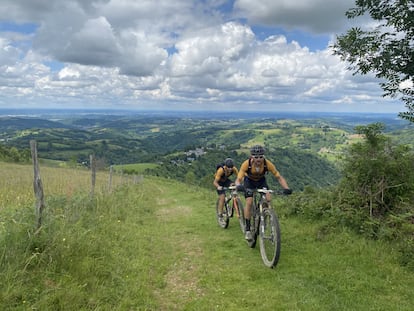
[0,162,130,209]
[1,163,413,310]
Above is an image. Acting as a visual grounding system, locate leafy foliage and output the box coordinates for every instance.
[284,123,414,268]
[0,144,30,163]
[332,0,414,122]
[339,123,414,218]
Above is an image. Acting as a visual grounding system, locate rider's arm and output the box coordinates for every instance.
[276,175,289,189]
[213,167,224,189]
[235,160,248,185]
[231,167,239,184]
[267,160,290,190]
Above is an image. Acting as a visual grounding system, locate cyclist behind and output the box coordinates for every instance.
[235,145,292,241]
[213,158,239,220]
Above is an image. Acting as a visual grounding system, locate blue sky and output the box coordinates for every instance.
[0,0,406,114]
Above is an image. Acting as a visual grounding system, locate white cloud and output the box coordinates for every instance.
[0,0,406,113]
[400,79,413,90]
[233,0,357,33]
[170,22,254,77]
[0,37,21,65]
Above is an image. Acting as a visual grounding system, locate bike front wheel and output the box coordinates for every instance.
[259,208,281,268]
[216,199,229,229]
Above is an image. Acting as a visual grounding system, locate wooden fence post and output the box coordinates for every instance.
[30,140,45,230]
[90,154,96,198]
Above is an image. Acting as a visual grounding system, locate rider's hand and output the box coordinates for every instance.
[283,188,292,195]
[236,184,245,192]
[217,186,223,191]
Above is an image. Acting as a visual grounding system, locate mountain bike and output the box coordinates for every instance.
[245,188,282,268]
[216,186,245,232]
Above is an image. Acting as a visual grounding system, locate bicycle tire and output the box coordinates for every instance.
[228,200,234,218]
[259,207,281,268]
[234,197,245,233]
[216,199,229,229]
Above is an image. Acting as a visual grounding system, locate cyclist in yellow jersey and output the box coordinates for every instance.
[235,145,292,241]
[213,158,239,219]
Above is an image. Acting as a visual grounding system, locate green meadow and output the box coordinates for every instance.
[1,162,413,310]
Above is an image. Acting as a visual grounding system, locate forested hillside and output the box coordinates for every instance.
[145,147,339,191]
[1,111,411,191]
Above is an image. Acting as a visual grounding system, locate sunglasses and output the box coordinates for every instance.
[253,155,264,159]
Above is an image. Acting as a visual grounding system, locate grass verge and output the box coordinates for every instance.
[1,174,413,310]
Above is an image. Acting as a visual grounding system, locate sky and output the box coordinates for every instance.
[0,0,406,113]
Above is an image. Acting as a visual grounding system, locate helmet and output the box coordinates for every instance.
[224,158,234,168]
[250,144,265,156]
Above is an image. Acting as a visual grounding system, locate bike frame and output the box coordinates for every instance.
[216,186,244,231]
[249,189,272,243]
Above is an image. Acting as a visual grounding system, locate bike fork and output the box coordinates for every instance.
[260,214,265,234]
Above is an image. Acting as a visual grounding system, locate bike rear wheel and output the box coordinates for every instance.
[259,207,281,268]
[216,199,229,229]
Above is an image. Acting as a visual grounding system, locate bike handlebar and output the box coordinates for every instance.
[228,186,237,190]
[221,186,237,191]
[257,188,273,194]
[235,185,291,196]
[221,186,240,196]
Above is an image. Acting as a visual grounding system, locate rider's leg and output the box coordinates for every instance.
[243,177,256,240]
[244,196,253,230]
[244,197,253,219]
[216,181,227,216]
[244,196,253,240]
[218,193,225,215]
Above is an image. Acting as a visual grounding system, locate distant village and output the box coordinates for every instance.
[169,145,226,166]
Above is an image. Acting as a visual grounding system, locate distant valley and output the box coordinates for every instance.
[1,109,412,191]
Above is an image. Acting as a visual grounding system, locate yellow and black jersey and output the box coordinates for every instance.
[214,166,239,183]
[237,157,280,182]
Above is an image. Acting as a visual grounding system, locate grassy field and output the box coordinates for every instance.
[0,163,413,310]
[113,162,159,174]
[0,162,129,209]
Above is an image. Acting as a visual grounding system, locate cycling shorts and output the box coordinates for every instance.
[243,176,268,198]
[217,178,232,195]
